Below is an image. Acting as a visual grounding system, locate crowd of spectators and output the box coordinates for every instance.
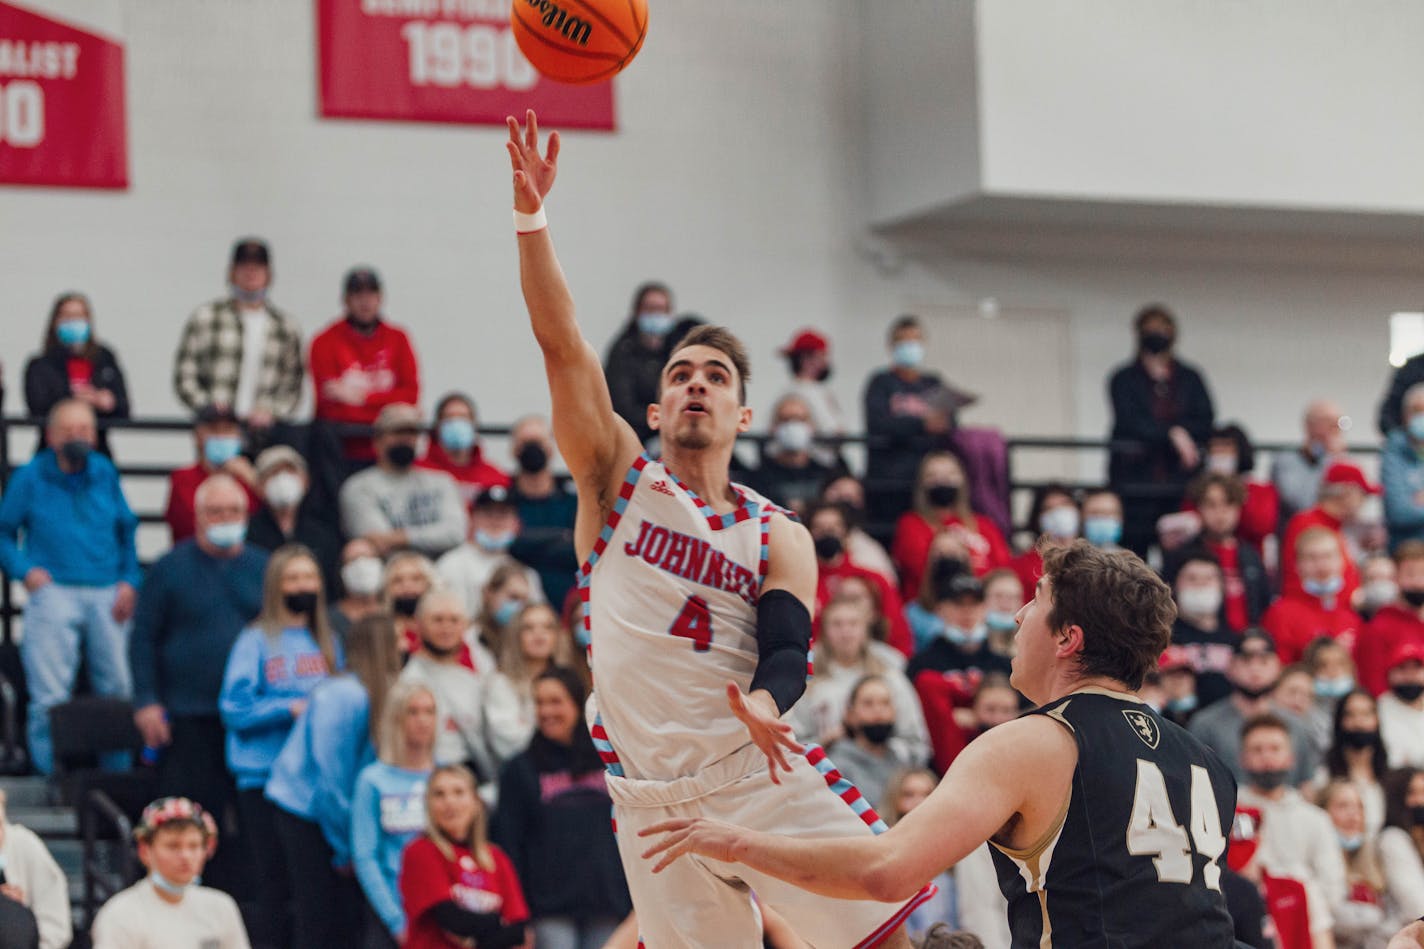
[3,244,1424,949]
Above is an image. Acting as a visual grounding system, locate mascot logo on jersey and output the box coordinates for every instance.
[1122,709,1160,750]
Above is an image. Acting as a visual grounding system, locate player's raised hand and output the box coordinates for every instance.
[638,817,745,874]
[505,109,560,213]
[727,682,804,785]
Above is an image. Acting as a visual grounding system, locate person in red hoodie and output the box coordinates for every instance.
[891,450,1011,602]
[1357,540,1424,696]
[1280,461,1374,603]
[309,267,421,464]
[418,393,511,507]
[806,502,912,657]
[1263,526,1363,665]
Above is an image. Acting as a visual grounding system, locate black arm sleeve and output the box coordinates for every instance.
[750,588,812,714]
[425,902,502,940]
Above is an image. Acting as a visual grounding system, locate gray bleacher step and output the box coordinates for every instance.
[0,775,50,808]
[8,804,78,837]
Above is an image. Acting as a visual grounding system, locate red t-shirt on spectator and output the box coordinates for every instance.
[892,511,1011,602]
[417,444,510,508]
[309,317,421,460]
[1279,507,1359,604]
[400,836,528,949]
[164,464,264,543]
[1260,590,1361,665]
[66,357,93,388]
[1356,604,1424,696]
[815,558,912,657]
[1203,539,1250,633]
[1010,548,1043,604]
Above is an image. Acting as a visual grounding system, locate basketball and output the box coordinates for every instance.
[510,0,648,85]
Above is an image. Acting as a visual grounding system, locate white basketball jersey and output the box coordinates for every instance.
[581,454,791,781]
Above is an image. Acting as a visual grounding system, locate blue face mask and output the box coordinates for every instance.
[1166,694,1198,714]
[149,870,199,898]
[1409,415,1424,442]
[475,529,515,552]
[943,623,987,647]
[637,312,674,337]
[1314,676,1355,699]
[891,340,924,369]
[493,598,524,628]
[1084,516,1122,547]
[985,610,1018,633]
[57,319,91,347]
[438,418,476,452]
[203,435,242,467]
[204,521,246,550]
[575,623,591,649]
[1303,575,1345,599]
[1338,832,1364,854]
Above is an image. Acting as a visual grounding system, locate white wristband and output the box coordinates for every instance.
[514,206,547,234]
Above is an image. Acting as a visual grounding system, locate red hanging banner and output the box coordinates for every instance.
[317,0,616,131]
[0,1,128,189]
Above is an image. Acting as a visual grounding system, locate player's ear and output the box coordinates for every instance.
[737,406,753,433]
[1055,623,1086,658]
[647,402,661,432]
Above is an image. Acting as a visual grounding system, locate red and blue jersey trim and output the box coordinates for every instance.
[804,743,889,834]
[590,713,624,778]
[661,462,759,531]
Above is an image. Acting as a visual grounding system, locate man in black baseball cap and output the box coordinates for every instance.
[230,237,269,268]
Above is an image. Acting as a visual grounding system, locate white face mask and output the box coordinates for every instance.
[263,471,305,510]
[1362,579,1400,612]
[341,556,383,597]
[1206,453,1238,476]
[1177,585,1223,618]
[1039,506,1080,540]
[775,420,814,454]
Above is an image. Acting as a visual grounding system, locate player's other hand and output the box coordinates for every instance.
[639,817,745,873]
[727,683,804,785]
[505,109,560,213]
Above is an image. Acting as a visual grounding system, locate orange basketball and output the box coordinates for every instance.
[510,0,648,85]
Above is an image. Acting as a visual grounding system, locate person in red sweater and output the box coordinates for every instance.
[1280,461,1375,603]
[1263,526,1363,665]
[164,405,263,542]
[309,267,421,463]
[807,502,912,656]
[1009,484,1078,601]
[418,393,511,507]
[892,450,1010,601]
[1196,424,1279,556]
[400,764,528,949]
[1357,541,1424,696]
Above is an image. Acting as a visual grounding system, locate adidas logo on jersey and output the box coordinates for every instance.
[651,480,676,497]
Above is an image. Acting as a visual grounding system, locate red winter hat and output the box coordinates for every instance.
[780,329,829,356]
[1389,641,1424,670]
[1323,462,1379,495]
[1158,645,1194,672]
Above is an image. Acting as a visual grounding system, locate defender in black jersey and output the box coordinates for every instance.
[642,541,1241,948]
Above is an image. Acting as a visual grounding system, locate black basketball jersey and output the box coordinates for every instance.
[989,688,1238,948]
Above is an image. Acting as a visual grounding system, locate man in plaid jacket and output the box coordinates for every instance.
[172,238,304,433]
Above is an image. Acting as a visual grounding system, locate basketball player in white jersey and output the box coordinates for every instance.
[505,111,930,948]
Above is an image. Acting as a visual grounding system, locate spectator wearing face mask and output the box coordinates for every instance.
[310,267,421,465]
[165,405,263,543]
[1153,647,1199,727]
[24,290,130,458]
[1360,553,1401,621]
[506,415,579,610]
[247,446,342,594]
[1378,769,1424,930]
[1237,714,1348,942]
[1172,473,1270,632]
[823,676,921,807]
[417,393,510,507]
[438,486,545,621]
[0,789,71,949]
[819,475,898,588]
[1105,304,1215,557]
[750,394,841,515]
[1324,689,1390,836]
[922,672,1021,775]
[1274,399,1350,527]
[482,604,575,762]
[602,281,679,447]
[1196,424,1278,555]
[1306,639,1361,749]
[341,403,468,558]
[1319,779,1401,949]
[1079,488,1127,551]
[807,503,912,656]
[1379,643,1424,769]
[1359,542,1424,696]
[778,328,846,469]
[1282,461,1376,602]
[332,538,384,639]
[1168,549,1236,707]
[475,561,541,669]
[864,315,964,530]
[979,569,1024,656]
[1382,384,1424,549]
[1188,629,1321,787]
[1010,485,1079,599]
[1265,527,1364,665]
[892,450,1011,603]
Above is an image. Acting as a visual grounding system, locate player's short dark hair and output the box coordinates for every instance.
[1186,471,1246,508]
[1041,541,1174,691]
[1240,712,1290,745]
[666,324,750,404]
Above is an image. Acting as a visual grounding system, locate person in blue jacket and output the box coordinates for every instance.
[219,543,343,949]
[351,680,438,949]
[266,611,401,949]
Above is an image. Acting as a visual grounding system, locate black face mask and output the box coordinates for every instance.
[814,365,832,383]
[1340,729,1378,750]
[926,484,960,508]
[1392,683,1424,703]
[385,443,416,469]
[393,595,421,618]
[813,535,843,562]
[517,442,549,474]
[283,591,318,616]
[1403,590,1424,608]
[1245,768,1290,792]
[858,723,894,745]
[1235,682,1275,701]
[59,439,91,468]
[420,636,460,659]
[1139,332,1174,355]
[1412,805,1424,827]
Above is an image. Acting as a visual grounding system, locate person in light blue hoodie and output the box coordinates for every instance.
[1382,383,1424,552]
[266,610,400,949]
[351,680,438,949]
[219,544,342,949]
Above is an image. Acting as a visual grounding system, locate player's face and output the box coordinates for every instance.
[141,826,206,886]
[429,772,480,841]
[650,345,752,453]
[1009,577,1060,703]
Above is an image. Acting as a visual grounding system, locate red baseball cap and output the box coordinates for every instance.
[1389,641,1424,670]
[1323,462,1380,495]
[780,329,829,356]
[1158,645,1194,672]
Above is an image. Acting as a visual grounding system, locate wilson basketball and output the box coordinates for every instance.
[510,0,648,85]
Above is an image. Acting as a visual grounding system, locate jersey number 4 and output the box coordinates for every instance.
[1126,760,1226,890]
[669,595,713,652]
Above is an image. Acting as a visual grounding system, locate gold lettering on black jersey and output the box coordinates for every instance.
[1122,709,1161,750]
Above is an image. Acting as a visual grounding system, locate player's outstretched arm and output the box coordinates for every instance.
[1389,920,1424,949]
[506,111,641,510]
[640,714,1075,903]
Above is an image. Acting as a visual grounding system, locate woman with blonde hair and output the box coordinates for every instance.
[399,765,529,949]
[485,603,576,760]
[219,543,342,947]
[380,550,441,657]
[892,451,1011,602]
[1319,778,1401,948]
